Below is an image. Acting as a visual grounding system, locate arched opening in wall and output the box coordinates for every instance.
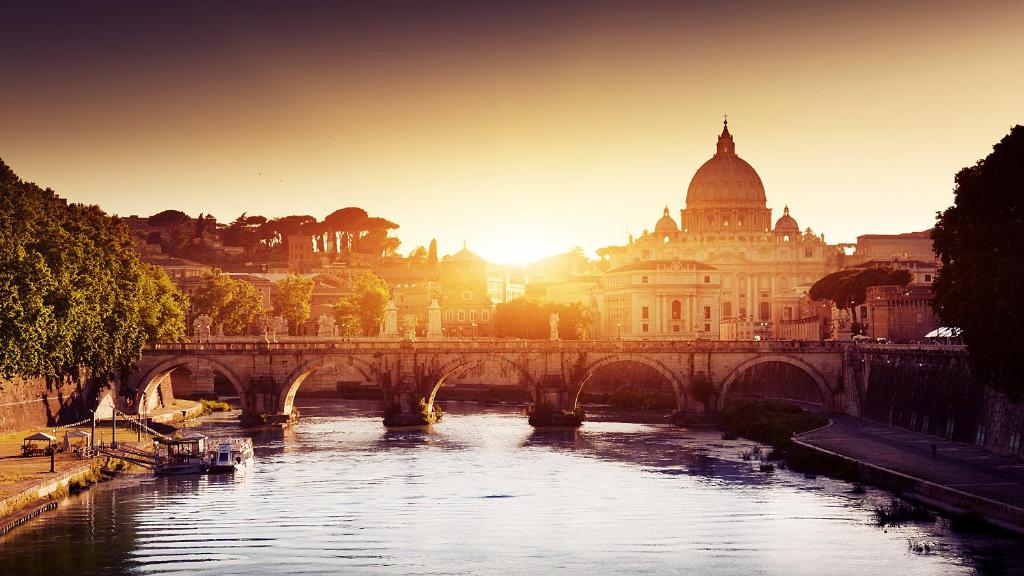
[725,361,824,408]
[140,363,241,415]
[577,360,679,421]
[291,362,383,405]
[433,359,532,405]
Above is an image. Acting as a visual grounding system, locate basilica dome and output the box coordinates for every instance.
[685,120,766,207]
[773,206,800,234]
[654,206,678,234]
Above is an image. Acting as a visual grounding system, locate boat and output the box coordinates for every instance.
[207,437,255,473]
[154,431,209,476]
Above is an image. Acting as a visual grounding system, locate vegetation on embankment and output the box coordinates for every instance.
[718,399,864,479]
[720,399,828,451]
[199,399,232,414]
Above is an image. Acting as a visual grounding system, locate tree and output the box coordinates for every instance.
[933,125,1024,393]
[331,272,389,336]
[331,296,362,337]
[494,298,592,340]
[353,272,390,336]
[190,270,264,335]
[427,239,438,267]
[138,264,189,343]
[0,159,162,379]
[808,266,911,333]
[148,209,191,228]
[273,274,313,335]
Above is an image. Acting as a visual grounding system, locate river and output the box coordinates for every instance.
[1,399,1022,575]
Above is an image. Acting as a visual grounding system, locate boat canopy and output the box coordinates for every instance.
[925,327,962,338]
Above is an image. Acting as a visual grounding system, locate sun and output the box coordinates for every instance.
[475,236,562,266]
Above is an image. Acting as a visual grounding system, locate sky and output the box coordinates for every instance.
[1,0,1021,264]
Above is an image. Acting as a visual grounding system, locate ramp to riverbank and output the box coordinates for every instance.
[795,415,1024,532]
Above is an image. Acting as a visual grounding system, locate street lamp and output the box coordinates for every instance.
[617,322,623,340]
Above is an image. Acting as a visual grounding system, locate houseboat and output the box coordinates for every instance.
[154,431,209,476]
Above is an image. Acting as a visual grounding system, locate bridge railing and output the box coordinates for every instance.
[143,339,963,355]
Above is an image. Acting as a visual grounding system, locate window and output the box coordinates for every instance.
[445,310,453,321]
[673,325,680,333]
[641,275,649,284]
[722,302,732,318]
[976,425,987,446]
[784,307,793,321]
[482,310,489,321]
[642,306,649,320]
[1010,432,1022,456]
[804,248,813,257]
[470,310,477,322]
[642,324,649,333]
[703,275,711,283]
[921,415,930,434]
[672,300,681,320]
[703,306,711,320]
[703,323,711,332]
[924,274,932,282]
[945,419,955,439]
[759,301,770,320]
[458,310,465,322]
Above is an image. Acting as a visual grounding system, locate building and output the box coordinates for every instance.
[601,260,721,339]
[601,119,840,339]
[865,284,941,342]
[439,244,495,336]
[486,271,526,305]
[849,231,936,266]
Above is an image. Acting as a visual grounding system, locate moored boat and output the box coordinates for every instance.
[207,437,255,473]
[154,431,209,476]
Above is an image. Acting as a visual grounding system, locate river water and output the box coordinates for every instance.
[2,400,1022,575]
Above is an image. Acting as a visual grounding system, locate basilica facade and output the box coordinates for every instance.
[600,120,840,339]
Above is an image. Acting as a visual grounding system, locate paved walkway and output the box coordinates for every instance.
[798,415,1024,509]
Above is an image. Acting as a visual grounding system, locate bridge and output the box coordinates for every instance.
[125,339,894,426]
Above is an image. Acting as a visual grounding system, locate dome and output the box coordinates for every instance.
[446,241,485,263]
[654,206,678,234]
[774,205,799,234]
[685,119,766,207]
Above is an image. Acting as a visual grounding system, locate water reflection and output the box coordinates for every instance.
[1,399,1021,576]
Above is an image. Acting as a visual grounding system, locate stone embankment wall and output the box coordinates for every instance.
[859,348,1024,458]
[0,375,93,433]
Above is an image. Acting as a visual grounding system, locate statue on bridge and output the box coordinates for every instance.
[263,315,289,343]
[549,313,560,341]
[317,314,336,338]
[192,314,213,343]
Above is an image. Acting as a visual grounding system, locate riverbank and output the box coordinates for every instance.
[794,415,1024,534]
[0,406,192,538]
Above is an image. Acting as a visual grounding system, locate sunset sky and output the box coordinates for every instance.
[2,1,1021,264]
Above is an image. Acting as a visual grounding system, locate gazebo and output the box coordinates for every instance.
[63,430,92,455]
[22,432,56,457]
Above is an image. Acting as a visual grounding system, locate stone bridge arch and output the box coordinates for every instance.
[717,354,834,411]
[133,355,246,414]
[279,354,382,416]
[421,353,539,409]
[573,354,689,412]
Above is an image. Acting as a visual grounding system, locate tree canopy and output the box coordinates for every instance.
[808,267,912,309]
[190,270,265,335]
[494,298,592,340]
[0,159,188,379]
[933,125,1024,393]
[332,271,390,336]
[273,274,314,335]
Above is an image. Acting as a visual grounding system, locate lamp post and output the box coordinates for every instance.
[616,322,623,340]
